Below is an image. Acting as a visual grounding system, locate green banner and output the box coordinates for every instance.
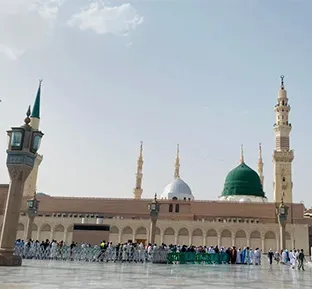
[167,252,230,264]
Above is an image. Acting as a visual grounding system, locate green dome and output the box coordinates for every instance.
[222,162,265,197]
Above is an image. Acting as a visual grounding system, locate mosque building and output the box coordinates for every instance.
[0,76,311,253]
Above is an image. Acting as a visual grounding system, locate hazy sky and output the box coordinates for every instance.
[0,0,311,207]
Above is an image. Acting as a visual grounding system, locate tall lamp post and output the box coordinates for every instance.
[276,196,289,251]
[148,194,160,245]
[25,192,40,241]
[0,107,44,266]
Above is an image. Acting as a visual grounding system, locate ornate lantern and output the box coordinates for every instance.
[148,193,160,218]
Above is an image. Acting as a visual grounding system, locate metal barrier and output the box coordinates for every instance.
[14,245,154,263]
[167,252,230,264]
[13,245,229,264]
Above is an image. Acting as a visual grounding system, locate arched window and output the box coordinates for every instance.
[169,204,173,213]
[282,177,286,182]
[175,204,179,213]
[183,197,186,201]
[172,197,178,200]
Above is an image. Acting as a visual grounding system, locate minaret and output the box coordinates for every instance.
[240,144,244,163]
[174,144,180,179]
[133,141,143,199]
[273,75,294,203]
[258,143,264,187]
[23,81,43,197]
[30,80,42,130]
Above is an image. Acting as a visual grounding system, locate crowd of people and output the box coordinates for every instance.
[268,249,307,271]
[13,238,307,269]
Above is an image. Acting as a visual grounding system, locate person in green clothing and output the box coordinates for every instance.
[298,249,306,271]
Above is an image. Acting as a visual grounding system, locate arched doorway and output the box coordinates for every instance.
[177,228,189,245]
[206,229,217,246]
[192,229,203,246]
[250,230,261,249]
[235,230,247,248]
[53,225,65,241]
[121,226,133,243]
[39,224,51,241]
[221,229,232,248]
[135,227,147,245]
[163,227,175,245]
[264,231,276,253]
[109,226,119,244]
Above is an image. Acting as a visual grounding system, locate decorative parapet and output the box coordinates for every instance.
[272,150,294,162]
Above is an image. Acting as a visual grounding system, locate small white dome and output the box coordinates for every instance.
[161,178,194,200]
[219,195,268,203]
[239,197,252,203]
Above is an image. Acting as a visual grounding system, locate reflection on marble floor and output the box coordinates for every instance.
[0,260,311,289]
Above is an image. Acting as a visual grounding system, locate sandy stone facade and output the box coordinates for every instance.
[0,186,311,253]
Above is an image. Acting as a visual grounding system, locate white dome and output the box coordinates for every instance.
[161,178,194,200]
[239,197,252,203]
[219,195,268,203]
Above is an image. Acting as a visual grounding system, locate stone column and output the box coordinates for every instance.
[25,216,35,240]
[50,229,54,241]
[261,237,265,253]
[149,218,157,244]
[276,236,280,252]
[160,233,164,245]
[63,229,68,243]
[0,166,31,265]
[174,234,178,245]
[279,223,286,250]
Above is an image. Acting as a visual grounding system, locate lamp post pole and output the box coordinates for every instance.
[276,196,289,251]
[0,107,44,266]
[148,194,160,245]
[25,192,40,241]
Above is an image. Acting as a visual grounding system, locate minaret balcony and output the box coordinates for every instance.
[273,150,294,162]
[273,124,291,133]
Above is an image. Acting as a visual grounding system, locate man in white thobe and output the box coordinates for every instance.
[236,248,241,264]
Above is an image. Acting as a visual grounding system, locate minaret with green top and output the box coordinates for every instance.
[24,80,43,197]
[30,80,42,130]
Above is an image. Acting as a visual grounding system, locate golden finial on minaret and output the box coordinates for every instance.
[133,141,144,199]
[258,143,264,187]
[174,144,180,179]
[240,144,244,164]
[24,105,31,126]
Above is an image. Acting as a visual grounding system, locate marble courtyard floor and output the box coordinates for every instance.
[0,260,311,289]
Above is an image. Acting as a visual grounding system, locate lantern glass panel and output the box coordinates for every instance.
[31,134,42,153]
[11,131,23,149]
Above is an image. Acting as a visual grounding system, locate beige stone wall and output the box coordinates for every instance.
[0,215,309,254]
[73,230,110,246]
